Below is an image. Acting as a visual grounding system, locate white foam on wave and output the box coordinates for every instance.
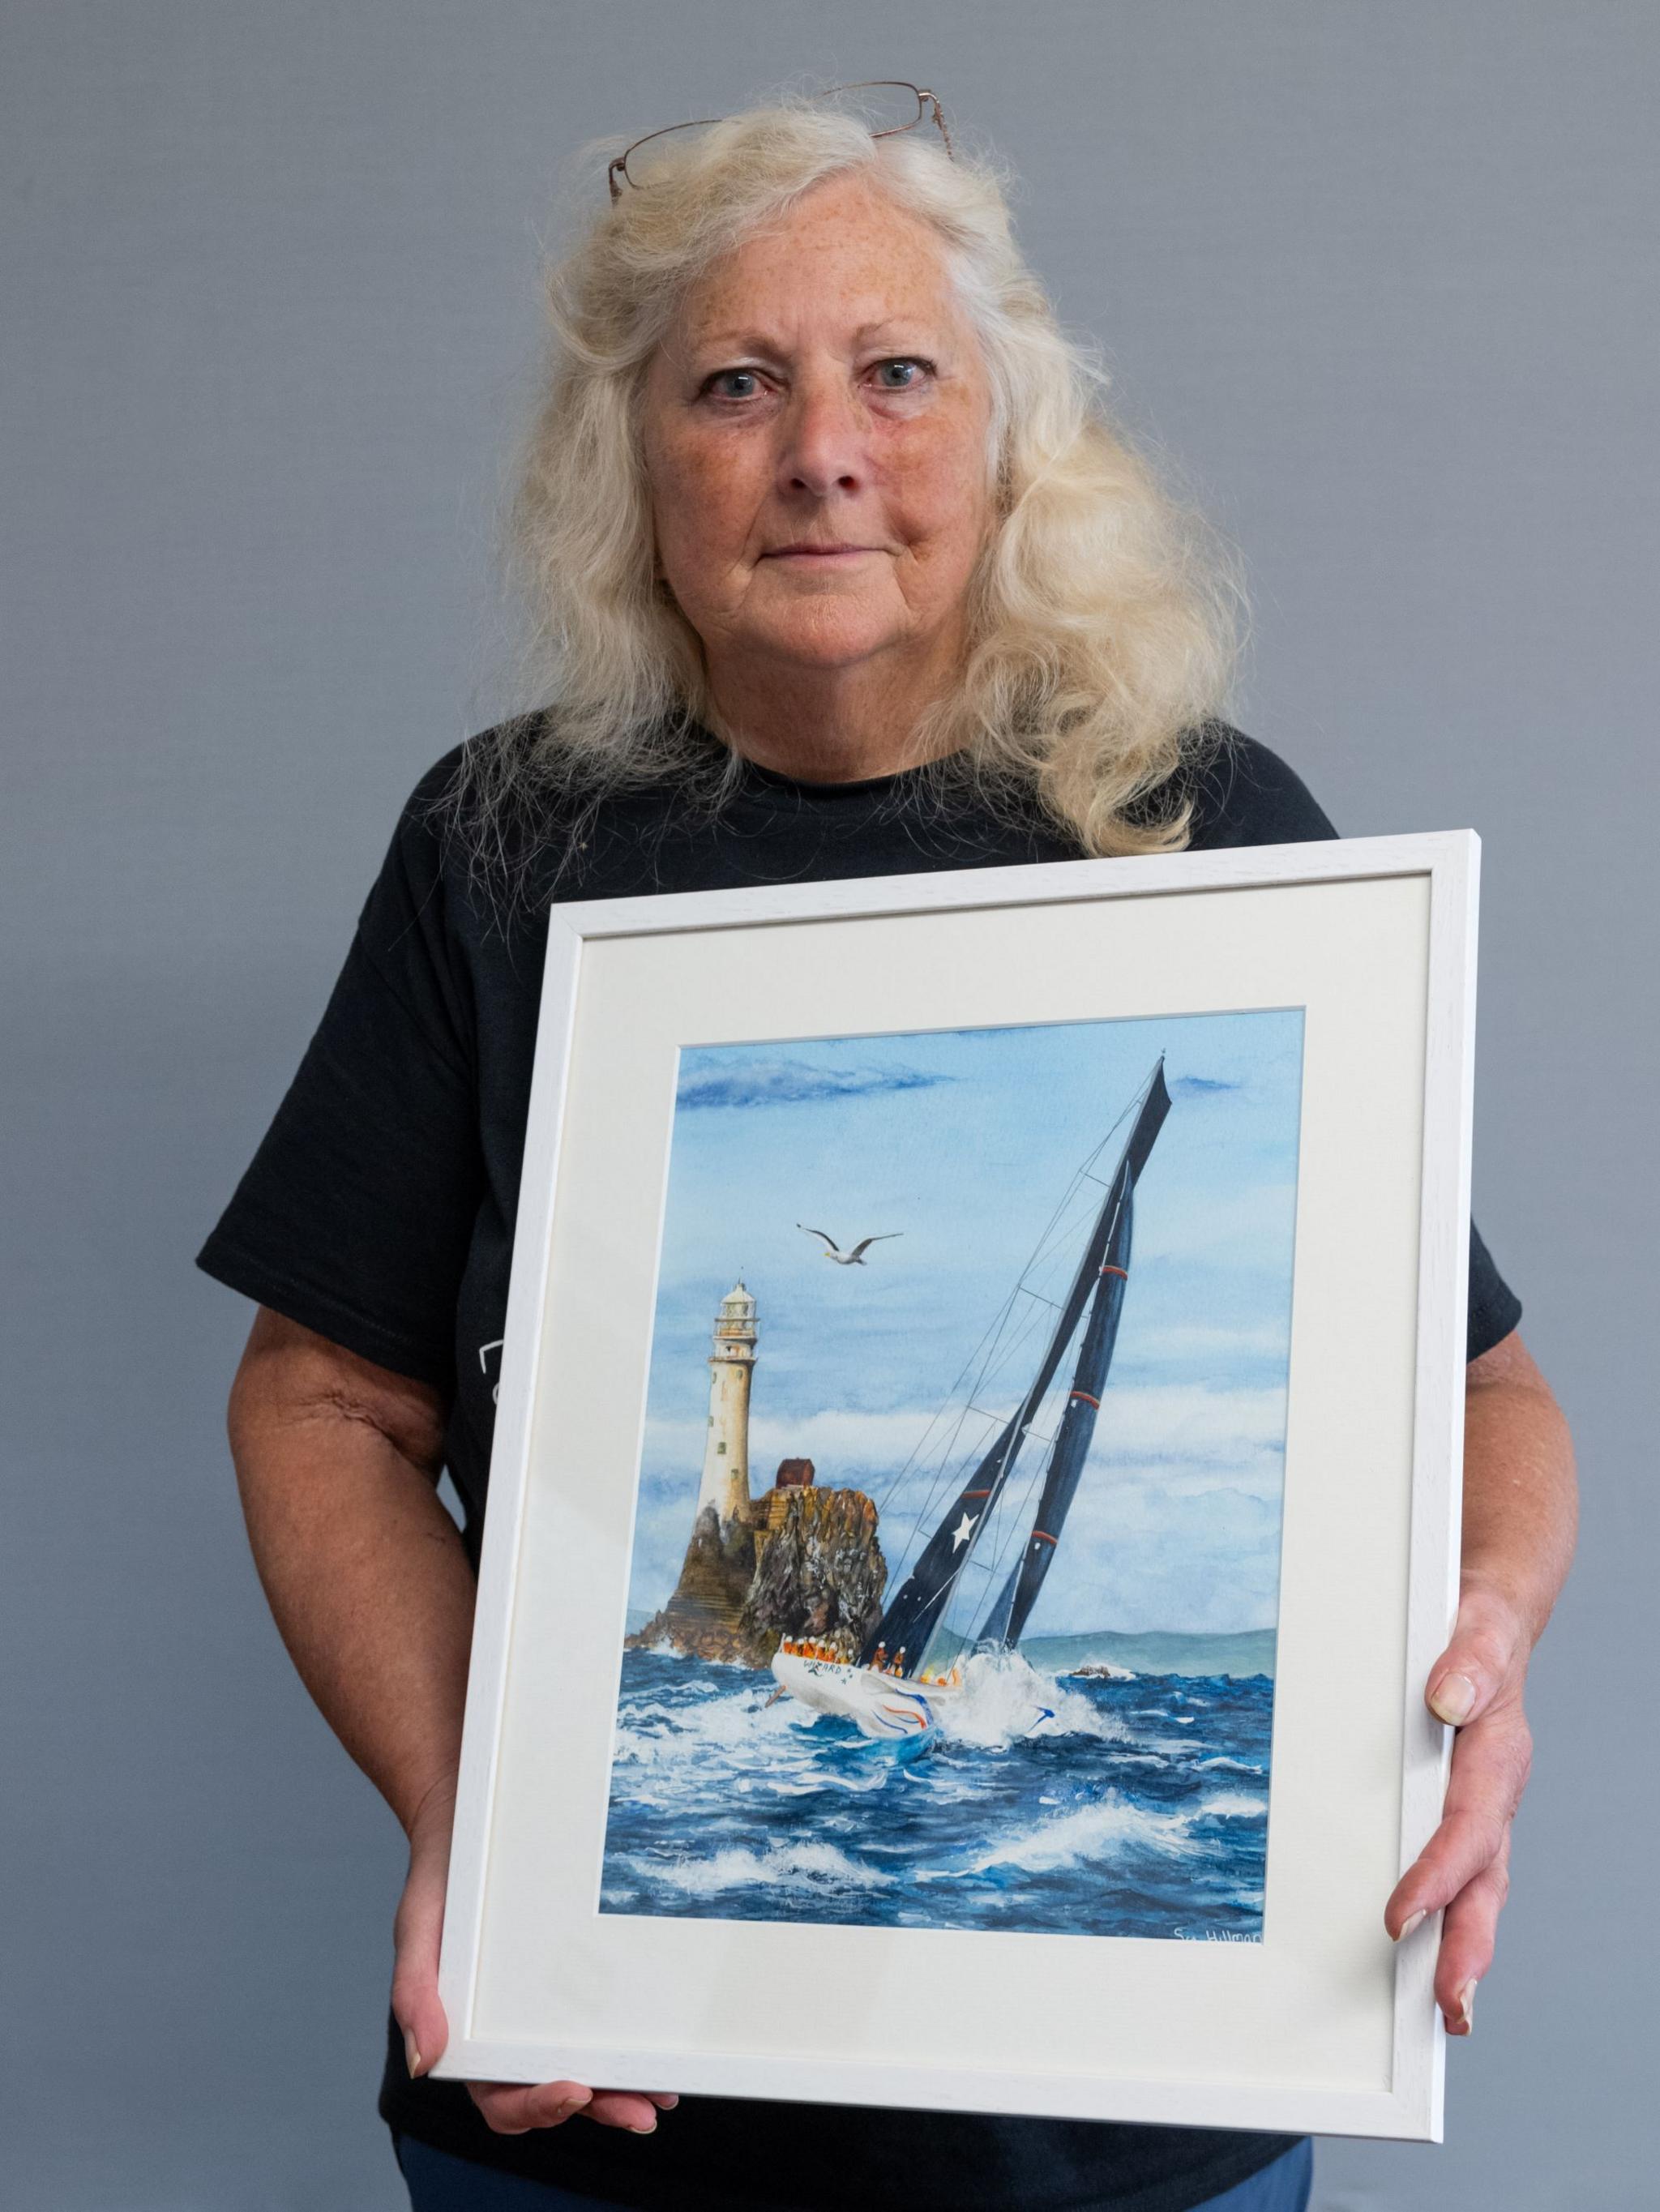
[1194,1791,1267,1821]
[941,1650,1129,1750]
[918,1789,1200,1881]
[1194,1756,1265,1777]
[645,1839,895,1898]
[762,1767,890,1799]
[611,1681,818,1780]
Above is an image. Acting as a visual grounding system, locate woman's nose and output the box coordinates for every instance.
[775,377,869,498]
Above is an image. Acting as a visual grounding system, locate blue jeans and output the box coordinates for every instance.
[394,2131,1313,2211]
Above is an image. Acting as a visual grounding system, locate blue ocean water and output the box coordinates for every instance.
[600,1648,1272,1940]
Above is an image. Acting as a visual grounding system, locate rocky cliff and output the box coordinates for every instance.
[627,1483,887,1671]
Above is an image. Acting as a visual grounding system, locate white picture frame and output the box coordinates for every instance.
[433,831,1478,2143]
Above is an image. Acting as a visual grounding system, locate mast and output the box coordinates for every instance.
[860,1059,1171,1680]
[978,1064,1168,1648]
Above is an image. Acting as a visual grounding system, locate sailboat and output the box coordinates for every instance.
[770,1059,1172,1739]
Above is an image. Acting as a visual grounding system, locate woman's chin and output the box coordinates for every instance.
[738,608,917,673]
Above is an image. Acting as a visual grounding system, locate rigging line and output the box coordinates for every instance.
[869,1080,1149,1576]
[887,1296,1076,1582]
[874,1217,1063,1502]
[954,1263,1130,1649]
[1009,1179,1123,1308]
[983,1106,1132,1316]
[886,1186,1106,1569]
[880,1292,1036,1512]
[970,1299,1057,1397]
[906,1423,1029,1630]
[869,1281,1031,1519]
[927,1414,1050,1663]
[956,1301,1070,1428]
[949,1453,1047,1620]
[875,1248,1073,1556]
[1010,1180,1104,1290]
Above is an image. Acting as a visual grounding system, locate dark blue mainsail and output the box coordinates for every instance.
[860,1061,1171,1679]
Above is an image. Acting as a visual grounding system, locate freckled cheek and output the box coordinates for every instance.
[656,438,768,562]
[884,426,994,558]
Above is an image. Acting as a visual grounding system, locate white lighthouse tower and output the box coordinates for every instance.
[695,1281,757,1526]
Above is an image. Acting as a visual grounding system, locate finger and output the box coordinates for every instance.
[1435,1827,1512,2035]
[1424,1589,1528,1727]
[391,1852,452,2082]
[468,2080,597,2135]
[1385,1708,1531,1936]
[467,2080,674,2135]
[582,2089,673,2131]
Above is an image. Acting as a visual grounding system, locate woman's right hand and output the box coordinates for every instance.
[392,1778,678,2137]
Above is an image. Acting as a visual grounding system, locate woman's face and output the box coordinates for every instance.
[641,172,996,691]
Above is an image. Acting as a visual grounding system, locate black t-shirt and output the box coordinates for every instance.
[198,721,1521,2212]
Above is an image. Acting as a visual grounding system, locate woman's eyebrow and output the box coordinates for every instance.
[684,317,945,357]
[849,319,942,344]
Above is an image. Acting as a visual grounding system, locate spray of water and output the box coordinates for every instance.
[939,1648,1130,1749]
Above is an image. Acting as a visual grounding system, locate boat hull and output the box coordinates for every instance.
[770,1649,958,1739]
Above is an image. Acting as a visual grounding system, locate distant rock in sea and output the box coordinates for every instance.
[1028,1627,1278,1681]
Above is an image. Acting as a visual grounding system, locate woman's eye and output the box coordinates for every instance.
[704,368,763,400]
[871,357,933,390]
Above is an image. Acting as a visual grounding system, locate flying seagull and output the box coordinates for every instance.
[797,1225,904,1266]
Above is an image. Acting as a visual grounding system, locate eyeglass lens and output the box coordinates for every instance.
[617,83,936,190]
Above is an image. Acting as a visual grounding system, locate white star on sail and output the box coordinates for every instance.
[951,1512,977,1551]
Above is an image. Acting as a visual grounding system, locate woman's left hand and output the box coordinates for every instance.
[1384,1575,1534,2035]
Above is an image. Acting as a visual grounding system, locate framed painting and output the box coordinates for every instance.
[433,831,1478,2141]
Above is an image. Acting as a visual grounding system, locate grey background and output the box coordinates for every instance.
[3,4,1653,2206]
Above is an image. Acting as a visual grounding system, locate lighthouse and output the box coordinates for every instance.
[695,1281,757,1526]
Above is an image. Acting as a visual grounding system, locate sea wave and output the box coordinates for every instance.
[918,1790,1201,1880]
[1192,1791,1267,1821]
[941,1650,1129,1749]
[611,1686,814,1769]
[642,1839,895,1898]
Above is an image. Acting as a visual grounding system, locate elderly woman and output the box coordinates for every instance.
[202,93,1576,2212]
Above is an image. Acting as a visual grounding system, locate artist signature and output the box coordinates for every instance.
[1173,1929,1258,1943]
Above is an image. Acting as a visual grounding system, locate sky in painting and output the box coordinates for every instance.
[628,1008,1305,1637]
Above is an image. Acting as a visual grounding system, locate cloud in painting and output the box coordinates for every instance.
[1170,1073,1243,1097]
[676,1058,952,1110]
[631,1378,1291,1632]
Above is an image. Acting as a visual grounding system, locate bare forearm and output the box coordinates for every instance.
[1389,1327,1577,2018]
[1460,1330,1577,1647]
[228,1311,474,1838]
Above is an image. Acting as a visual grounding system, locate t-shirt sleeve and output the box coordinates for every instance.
[195,762,483,1388]
[1189,726,1523,1363]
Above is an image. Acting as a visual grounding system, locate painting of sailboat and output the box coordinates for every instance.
[601,1009,1303,1940]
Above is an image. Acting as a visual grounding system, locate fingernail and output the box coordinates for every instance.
[659,2094,679,2108]
[550,2095,587,2123]
[1458,1979,1478,2033]
[1429,1671,1477,1725]
[630,2120,657,2135]
[1397,1909,1427,1943]
[404,2030,422,2077]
